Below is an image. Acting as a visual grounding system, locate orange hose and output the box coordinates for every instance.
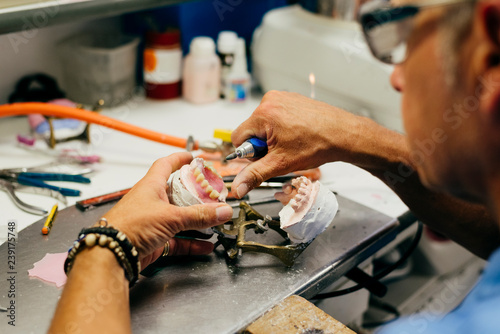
[0,102,199,150]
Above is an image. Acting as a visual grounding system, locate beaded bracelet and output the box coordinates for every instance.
[64,218,140,286]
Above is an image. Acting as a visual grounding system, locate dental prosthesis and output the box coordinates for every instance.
[168,158,228,207]
[275,176,338,244]
[168,158,337,248]
[167,158,228,236]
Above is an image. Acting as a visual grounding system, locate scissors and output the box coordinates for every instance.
[0,169,91,215]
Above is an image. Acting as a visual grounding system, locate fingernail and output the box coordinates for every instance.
[216,206,233,221]
[236,183,249,199]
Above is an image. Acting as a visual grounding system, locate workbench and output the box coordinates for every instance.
[0,94,409,333]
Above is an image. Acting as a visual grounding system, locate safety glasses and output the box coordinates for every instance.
[358,0,474,65]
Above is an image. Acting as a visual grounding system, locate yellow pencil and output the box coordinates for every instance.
[42,204,58,235]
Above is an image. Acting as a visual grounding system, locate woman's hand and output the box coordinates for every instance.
[231,90,365,198]
[102,152,233,268]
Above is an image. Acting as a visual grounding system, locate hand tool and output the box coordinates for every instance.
[226,138,268,160]
[0,170,89,197]
[76,188,130,211]
[0,179,67,215]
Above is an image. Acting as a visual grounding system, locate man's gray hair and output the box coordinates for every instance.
[440,1,477,88]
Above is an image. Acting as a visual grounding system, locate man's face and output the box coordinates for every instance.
[390,3,483,199]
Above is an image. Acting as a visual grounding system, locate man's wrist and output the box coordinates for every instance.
[349,116,411,174]
[65,223,141,286]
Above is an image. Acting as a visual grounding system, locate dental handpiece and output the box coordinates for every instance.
[226,138,268,160]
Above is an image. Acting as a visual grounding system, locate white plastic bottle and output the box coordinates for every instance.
[183,37,221,104]
[225,38,250,102]
[217,31,238,98]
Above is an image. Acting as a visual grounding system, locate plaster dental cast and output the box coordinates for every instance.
[275,176,338,245]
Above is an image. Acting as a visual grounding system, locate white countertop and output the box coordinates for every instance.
[0,94,407,243]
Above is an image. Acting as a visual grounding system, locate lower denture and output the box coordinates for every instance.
[275,176,338,244]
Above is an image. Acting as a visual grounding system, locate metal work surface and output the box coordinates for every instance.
[0,195,398,333]
[0,0,193,35]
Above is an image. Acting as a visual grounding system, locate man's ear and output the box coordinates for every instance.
[474,1,500,123]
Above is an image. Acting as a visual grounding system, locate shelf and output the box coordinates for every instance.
[0,0,194,35]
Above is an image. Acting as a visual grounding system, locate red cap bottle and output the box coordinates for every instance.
[144,29,182,99]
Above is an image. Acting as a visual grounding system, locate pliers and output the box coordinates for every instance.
[0,179,68,215]
[0,171,90,196]
[0,171,90,215]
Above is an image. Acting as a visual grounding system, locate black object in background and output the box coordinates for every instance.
[8,73,65,103]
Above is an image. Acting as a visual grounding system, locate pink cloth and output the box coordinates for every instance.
[28,252,68,287]
[48,98,77,108]
[27,114,46,130]
[27,99,77,130]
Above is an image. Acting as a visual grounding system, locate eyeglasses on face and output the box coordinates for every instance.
[358,0,475,65]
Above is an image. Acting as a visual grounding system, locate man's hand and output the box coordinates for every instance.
[103,152,233,268]
[231,90,364,198]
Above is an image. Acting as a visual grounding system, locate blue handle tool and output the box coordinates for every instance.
[226,137,268,160]
[20,172,90,183]
[16,175,81,197]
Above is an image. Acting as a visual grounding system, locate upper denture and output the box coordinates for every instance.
[175,158,228,204]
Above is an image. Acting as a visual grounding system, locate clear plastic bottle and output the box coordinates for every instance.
[225,38,250,103]
[182,37,221,104]
[217,31,238,98]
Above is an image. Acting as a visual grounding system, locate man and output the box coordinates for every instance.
[50,0,500,333]
[230,0,500,332]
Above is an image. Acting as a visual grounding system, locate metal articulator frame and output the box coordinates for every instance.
[214,201,309,267]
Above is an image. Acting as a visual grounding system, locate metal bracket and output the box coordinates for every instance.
[214,201,310,267]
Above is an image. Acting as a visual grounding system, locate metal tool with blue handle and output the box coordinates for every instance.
[226,137,268,160]
[0,171,90,197]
